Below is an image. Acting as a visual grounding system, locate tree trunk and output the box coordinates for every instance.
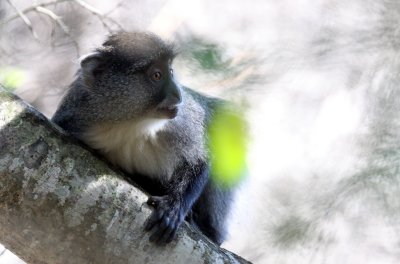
[0,85,250,264]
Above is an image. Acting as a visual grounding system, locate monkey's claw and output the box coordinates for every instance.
[145,195,185,243]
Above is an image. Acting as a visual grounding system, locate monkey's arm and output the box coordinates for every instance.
[144,160,209,243]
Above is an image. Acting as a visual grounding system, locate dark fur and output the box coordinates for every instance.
[52,32,233,245]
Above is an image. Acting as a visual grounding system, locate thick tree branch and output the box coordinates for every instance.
[0,85,250,264]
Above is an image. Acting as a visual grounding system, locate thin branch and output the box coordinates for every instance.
[72,0,124,31]
[35,6,80,56]
[1,0,123,33]
[1,0,124,57]
[5,0,39,40]
[104,0,125,16]
[73,0,111,31]
[72,0,102,17]
[1,0,71,25]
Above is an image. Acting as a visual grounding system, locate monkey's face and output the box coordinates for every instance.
[80,54,182,122]
[145,58,182,119]
[78,32,181,122]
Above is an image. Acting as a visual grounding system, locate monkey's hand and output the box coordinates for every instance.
[144,195,187,243]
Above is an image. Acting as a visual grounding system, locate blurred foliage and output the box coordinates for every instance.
[190,40,228,71]
[178,35,260,93]
[0,67,25,91]
[180,37,233,74]
[207,105,248,189]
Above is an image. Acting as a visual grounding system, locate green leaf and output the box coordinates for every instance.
[0,67,25,91]
[207,105,248,189]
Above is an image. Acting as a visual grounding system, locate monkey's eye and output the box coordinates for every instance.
[151,71,162,81]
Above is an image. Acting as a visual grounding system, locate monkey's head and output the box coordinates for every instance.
[79,32,182,121]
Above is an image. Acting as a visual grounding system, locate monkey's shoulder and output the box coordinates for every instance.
[180,86,228,120]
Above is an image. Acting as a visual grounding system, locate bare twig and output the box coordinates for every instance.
[72,0,124,31]
[1,0,124,57]
[5,0,39,40]
[104,0,125,16]
[2,0,123,32]
[1,0,70,25]
[35,6,80,56]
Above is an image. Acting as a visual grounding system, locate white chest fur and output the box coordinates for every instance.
[82,118,177,181]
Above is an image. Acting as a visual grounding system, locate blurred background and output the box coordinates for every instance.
[2,0,400,263]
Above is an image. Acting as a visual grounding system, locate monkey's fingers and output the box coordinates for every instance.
[149,212,175,243]
[144,209,163,231]
[158,209,183,243]
[149,217,170,243]
[148,207,182,243]
[150,215,179,244]
[157,213,176,243]
[165,226,178,243]
[159,221,178,244]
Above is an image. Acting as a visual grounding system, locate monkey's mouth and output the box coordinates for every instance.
[157,105,179,119]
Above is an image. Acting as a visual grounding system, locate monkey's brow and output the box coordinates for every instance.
[132,61,153,72]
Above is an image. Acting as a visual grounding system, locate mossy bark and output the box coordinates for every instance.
[0,85,250,264]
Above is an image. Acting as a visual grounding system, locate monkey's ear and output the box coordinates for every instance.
[79,52,106,88]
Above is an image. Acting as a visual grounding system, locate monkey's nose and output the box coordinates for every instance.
[164,93,181,108]
[171,86,182,106]
[158,84,182,110]
[164,81,182,106]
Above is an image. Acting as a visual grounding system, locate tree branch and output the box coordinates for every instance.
[5,0,39,40]
[0,85,250,264]
[72,0,124,31]
[1,0,124,32]
[1,0,124,57]
[34,6,80,56]
[1,0,80,57]
[1,0,70,25]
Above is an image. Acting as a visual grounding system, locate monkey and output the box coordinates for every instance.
[52,32,236,245]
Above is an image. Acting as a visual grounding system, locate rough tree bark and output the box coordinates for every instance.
[0,85,250,264]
